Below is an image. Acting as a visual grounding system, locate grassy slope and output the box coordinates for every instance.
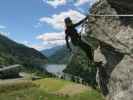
[34,78,73,92]
[0,78,104,100]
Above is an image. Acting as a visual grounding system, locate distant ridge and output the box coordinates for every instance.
[41,45,63,57]
[47,45,70,64]
[0,34,47,67]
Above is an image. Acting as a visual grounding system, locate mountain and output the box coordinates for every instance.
[41,45,63,57]
[48,45,70,64]
[0,34,47,68]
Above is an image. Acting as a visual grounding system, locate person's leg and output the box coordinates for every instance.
[78,40,94,61]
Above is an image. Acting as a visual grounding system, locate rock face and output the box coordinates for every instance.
[86,0,133,100]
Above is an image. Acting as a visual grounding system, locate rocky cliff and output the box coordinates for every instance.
[65,0,133,100]
[86,0,133,100]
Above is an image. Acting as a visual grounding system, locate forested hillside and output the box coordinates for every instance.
[0,34,47,68]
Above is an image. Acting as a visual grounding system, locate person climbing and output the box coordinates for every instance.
[64,16,94,62]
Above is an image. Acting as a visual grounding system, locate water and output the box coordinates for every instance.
[45,64,83,83]
[45,64,66,76]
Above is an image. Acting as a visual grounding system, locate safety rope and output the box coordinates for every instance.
[88,14,133,17]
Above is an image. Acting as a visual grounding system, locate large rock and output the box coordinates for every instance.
[86,0,133,100]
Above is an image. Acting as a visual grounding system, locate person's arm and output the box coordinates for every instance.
[74,16,88,27]
[65,34,72,52]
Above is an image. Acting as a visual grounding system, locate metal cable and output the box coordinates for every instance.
[88,14,133,17]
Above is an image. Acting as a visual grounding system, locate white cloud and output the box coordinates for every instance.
[37,32,65,41]
[74,0,99,6]
[75,0,89,6]
[0,32,10,36]
[22,41,45,50]
[21,31,66,50]
[43,0,98,8]
[39,9,85,30]
[37,32,65,46]
[29,44,45,50]
[43,0,66,8]
[22,41,29,45]
[0,25,6,29]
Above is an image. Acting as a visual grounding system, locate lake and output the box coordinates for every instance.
[45,64,83,83]
[45,64,66,76]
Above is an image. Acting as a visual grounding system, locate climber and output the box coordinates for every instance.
[64,16,94,62]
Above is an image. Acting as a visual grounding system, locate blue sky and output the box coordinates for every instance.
[0,0,97,50]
